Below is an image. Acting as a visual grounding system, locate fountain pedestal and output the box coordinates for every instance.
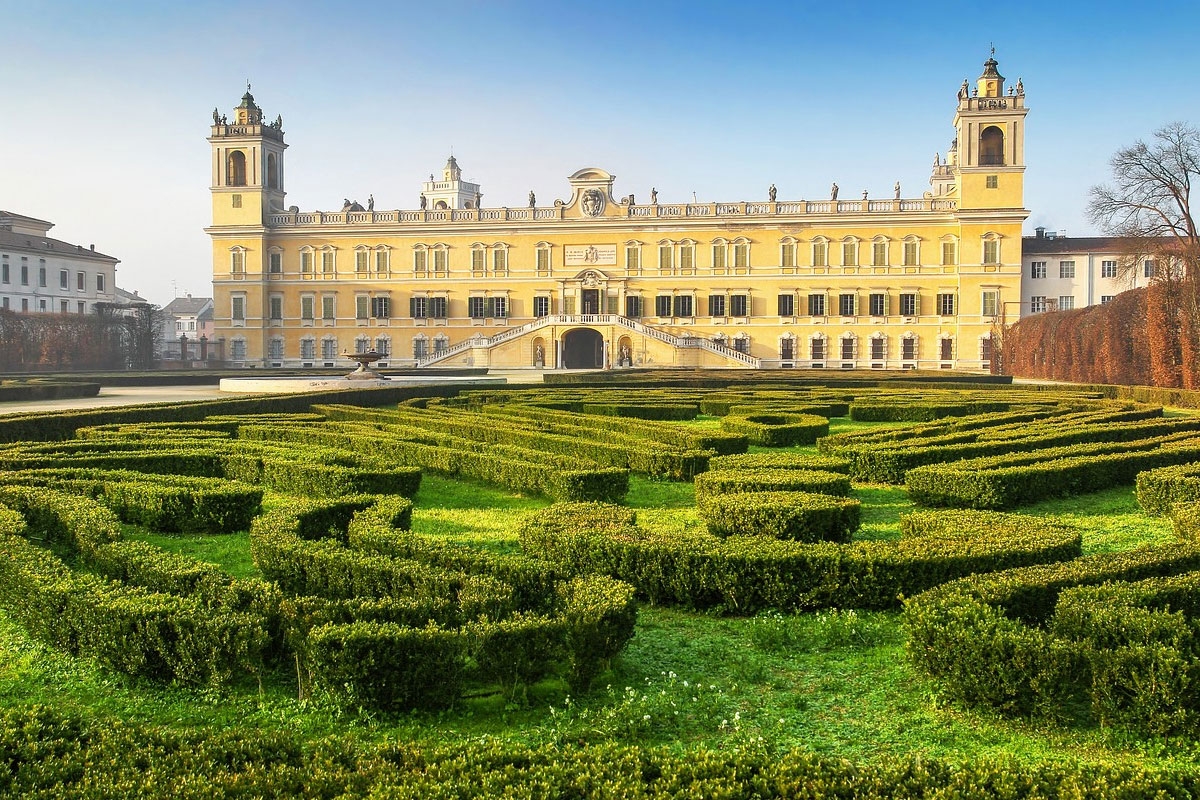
[342,349,389,381]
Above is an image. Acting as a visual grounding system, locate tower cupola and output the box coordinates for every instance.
[977,53,1004,98]
[235,85,264,125]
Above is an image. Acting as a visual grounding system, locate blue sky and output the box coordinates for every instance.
[3,0,1200,305]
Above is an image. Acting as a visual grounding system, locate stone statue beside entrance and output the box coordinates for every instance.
[533,343,545,368]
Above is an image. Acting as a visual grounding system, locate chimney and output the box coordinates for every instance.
[89,244,95,251]
[1035,226,1045,239]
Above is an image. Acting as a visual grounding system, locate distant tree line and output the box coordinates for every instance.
[0,303,163,372]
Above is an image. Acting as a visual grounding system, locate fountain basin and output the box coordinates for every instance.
[219,374,508,394]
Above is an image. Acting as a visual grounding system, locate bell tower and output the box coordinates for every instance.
[208,86,287,226]
[953,53,1028,210]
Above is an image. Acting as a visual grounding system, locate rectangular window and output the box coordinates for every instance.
[355,250,368,274]
[625,246,640,273]
[38,267,46,288]
[321,339,337,359]
[301,251,313,273]
[659,244,673,271]
[429,296,447,318]
[413,338,428,359]
[1100,260,1117,278]
[937,293,956,315]
[777,293,795,316]
[712,245,726,271]
[1,298,8,309]
[410,296,427,319]
[269,252,282,273]
[57,269,67,289]
[983,240,1000,265]
[902,338,917,360]
[485,296,507,318]
[940,338,953,360]
[1030,296,1046,313]
[1031,261,1046,279]
[708,295,726,317]
[471,249,485,276]
[869,293,886,316]
[842,241,857,266]
[468,296,486,319]
[356,296,369,320]
[872,241,886,266]
[625,295,642,318]
[301,296,315,320]
[38,299,46,313]
[941,240,956,265]
[733,243,748,269]
[807,293,826,316]
[301,339,316,360]
[60,300,68,313]
[870,337,884,360]
[780,338,794,360]
[533,296,550,317]
[1058,295,1075,310]
[673,295,693,317]
[321,251,334,273]
[232,194,242,208]
[2,262,8,284]
[729,294,748,317]
[269,296,282,321]
[838,293,856,316]
[413,250,427,276]
[733,337,750,354]
[606,294,618,315]
[96,273,105,292]
[781,243,795,268]
[371,296,390,318]
[811,338,825,360]
[322,296,335,320]
[841,337,854,360]
[493,249,507,275]
[1145,260,1157,278]
[655,295,672,317]
[21,298,28,311]
[432,249,447,275]
[899,293,917,316]
[20,261,28,285]
[231,296,245,322]
[903,240,917,266]
[982,290,999,317]
[1059,260,1075,279]
[986,175,999,189]
[680,245,694,271]
[812,241,828,267]
[76,271,85,290]
[536,249,550,275]
[1101,295,1115,304]
[375,250,388,274]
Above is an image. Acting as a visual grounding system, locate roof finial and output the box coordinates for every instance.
[246,80,251,93]
[990,43,995,57]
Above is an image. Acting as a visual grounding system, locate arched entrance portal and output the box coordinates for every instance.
[561,328,604,369]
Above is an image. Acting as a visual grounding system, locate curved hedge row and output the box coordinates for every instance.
[694,468,851,502]
[0,487,271,686]
[251,498,637,707]
[0,467,262,533]
[848,400,1010,422]
[719,412,829,447]
[698,490,861,543]
[904,544,1200,734]
[707,452,851,473]
[1136,463,1200,515]
[520,503,1081,613]
[7,705,1200,799]
[907,438,1200,509]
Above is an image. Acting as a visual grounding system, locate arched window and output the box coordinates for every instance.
[374,246,390,275]
[354,246,370,274]
[491,243,509,276]
[732,237,751,270]
[811,237,829,267]
[779,236,797,270]
[299,246,314,274]
[841,237,859,267]
[229,246,246,274]
[871,236,889,267]
[980,126,1005,166]
[711,238,729,273]
[266,153,279,189]
[227,151,247,186]
[470,243,487,276]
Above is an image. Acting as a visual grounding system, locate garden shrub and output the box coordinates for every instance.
[698,490,861,542]
[720,412,829,446]
[693,468,851,502]
[707,452,851,474]
[1136,463,1200,515]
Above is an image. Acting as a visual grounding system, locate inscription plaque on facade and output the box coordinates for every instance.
[564,245,617,266]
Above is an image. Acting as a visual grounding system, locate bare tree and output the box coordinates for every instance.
[1088,122,1200,388]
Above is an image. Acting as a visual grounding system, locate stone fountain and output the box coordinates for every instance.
[342,349,389,381]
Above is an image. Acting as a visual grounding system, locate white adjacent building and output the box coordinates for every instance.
[1021,227,1163,315]
[0,211,119,315]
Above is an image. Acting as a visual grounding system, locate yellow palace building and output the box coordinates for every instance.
[207,57,1028,371]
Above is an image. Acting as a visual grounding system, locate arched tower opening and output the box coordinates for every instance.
[227,151,247,186]
[979,126,1005,166]
[266,153,278,189]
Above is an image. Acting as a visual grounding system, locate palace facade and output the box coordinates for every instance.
[207,57,1028,371]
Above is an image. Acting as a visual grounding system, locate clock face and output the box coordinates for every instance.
[986,81,997,95]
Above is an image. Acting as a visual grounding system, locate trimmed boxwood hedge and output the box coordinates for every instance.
[720,412,829,446]
[1136,463,1200,515]
[707,452,851,473]
[904,543,1200,733]
[694,468,851,502]
[7,705,1200,798]
[698,490,861,542]
[520,503,1081,613]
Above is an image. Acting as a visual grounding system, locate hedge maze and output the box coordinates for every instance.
[5,378,1200,794]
